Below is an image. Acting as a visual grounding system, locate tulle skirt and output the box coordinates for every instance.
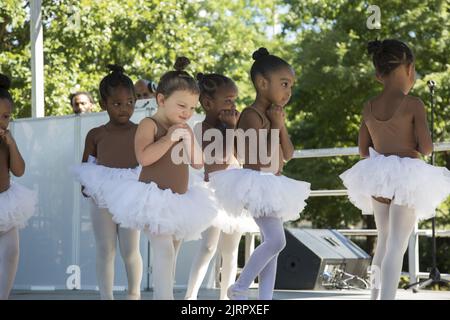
[208,168,311,222]
[339,147,450,221]
[0,182,37,232]
[101,175,218,241]
[72,156,141,208]
[210,209,259,234]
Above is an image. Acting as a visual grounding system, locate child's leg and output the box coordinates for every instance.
[185,227,221,300]
[172,238,182,285]
[219,231,242,300]
[90,206,117,300]
[231,217,285,298]
[380,204,416,300]
[0,227,19,300]
[118,226,143,300]
[146,232,176,300]
[370,198,390,300]
[258,254,278,300]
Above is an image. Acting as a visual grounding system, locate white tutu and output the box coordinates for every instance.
[72,156,141,208]
[0,182,37,232]
[208,168,311,222]
[206,169,258,234]
[101,173,219,241]
[210,209,259,234]
[339,147,450,221]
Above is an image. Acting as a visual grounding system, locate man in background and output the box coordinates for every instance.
[70,92,95,114]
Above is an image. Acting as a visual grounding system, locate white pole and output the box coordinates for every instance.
[30,0,44,118]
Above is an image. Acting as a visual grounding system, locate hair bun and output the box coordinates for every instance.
[196,72,205,82]
[0,74,11,90]
[174,57,190,71]
[367,40,383,56]
[252,47,270,61]
[107,64,125,74]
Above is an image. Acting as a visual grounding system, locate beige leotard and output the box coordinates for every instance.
[138,118,189,194]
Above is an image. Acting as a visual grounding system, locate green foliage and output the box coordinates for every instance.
[0,0,31,117]
[1,0,279,116]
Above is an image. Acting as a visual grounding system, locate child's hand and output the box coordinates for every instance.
[172,127,194,158]
[219,109,240,128]
[180,126,194,143]
[170,127,193,145]
[166,124,189,142]
[266,105,285,129]
[0,128,14,146]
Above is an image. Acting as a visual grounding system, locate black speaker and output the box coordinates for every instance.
[275,228,371,290]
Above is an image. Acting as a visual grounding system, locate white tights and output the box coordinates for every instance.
[185,227,242,300]
[0,227,19,300]
[233,217,286,300]
[91,205,143,300]
[145,232,182,300]
[370,199,416,300]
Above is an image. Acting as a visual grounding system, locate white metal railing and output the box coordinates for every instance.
[239,143,450,287]
[293,142,450,159]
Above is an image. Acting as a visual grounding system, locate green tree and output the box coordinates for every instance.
[1,0,279,116]
[0,0,31,118]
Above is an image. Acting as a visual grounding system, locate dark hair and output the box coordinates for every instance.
[367,39,415,76]
[99,64,135,101]
[0,73,13,105]
[196,73,236,103]
[250,47,292,84]
[156,57,200,98]
[69,91,94,105]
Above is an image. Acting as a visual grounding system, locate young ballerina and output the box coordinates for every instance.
[340,39,450,300]
[0,74,37,300]
[208,48,311,300]
[102,57,217,300]
[184,73,258,300]
[73,65,143,300]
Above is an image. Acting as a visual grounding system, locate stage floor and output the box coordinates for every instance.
[9,287,450,300]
